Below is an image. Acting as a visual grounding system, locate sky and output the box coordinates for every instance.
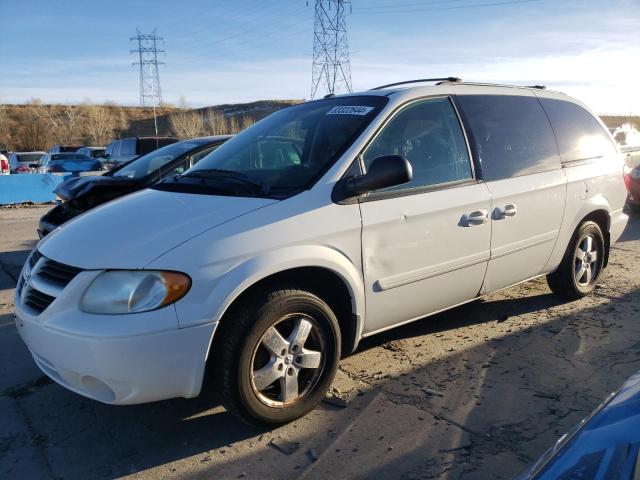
[0,0,639,114]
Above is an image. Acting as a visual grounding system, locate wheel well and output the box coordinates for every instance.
[211,267,357,359]
[581,209,610,267]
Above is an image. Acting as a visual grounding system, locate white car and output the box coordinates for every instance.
[15,79,628,425]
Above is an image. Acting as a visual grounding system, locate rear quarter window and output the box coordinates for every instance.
[538,98,616,163]
[457,94,560,181]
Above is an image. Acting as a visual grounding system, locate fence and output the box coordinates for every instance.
[0,173,70,205]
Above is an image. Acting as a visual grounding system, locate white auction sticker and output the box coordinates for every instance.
[326,105,375,116]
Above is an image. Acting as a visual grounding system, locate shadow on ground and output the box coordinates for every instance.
[8,282,640,480]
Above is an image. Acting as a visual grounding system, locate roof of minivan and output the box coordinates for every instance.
[323,80,593,112]
[342,82,566,98]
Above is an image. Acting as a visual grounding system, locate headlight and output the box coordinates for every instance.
[80,270,191,314]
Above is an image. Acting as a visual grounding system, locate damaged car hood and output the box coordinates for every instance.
[38,188,277,269]
[54,174,139,201]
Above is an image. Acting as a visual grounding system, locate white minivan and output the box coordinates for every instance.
[15,80,628,425]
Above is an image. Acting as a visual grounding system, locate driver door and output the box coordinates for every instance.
[359,97,491,334]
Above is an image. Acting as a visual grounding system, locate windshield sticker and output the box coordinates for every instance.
[326,106,375,116]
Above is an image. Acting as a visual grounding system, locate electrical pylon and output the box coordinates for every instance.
[130,29,165,106]
[310,0,353,99]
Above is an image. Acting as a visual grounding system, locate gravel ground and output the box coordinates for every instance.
[1,205,639,480]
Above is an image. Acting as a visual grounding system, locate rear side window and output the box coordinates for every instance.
[457,95,560,181]
[539,98,615,163]
[363,96,473,192]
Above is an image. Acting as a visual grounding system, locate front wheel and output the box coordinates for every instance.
[547,221,605,299]
[212,287,341,425]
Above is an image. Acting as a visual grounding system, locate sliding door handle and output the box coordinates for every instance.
[465,209,489,226]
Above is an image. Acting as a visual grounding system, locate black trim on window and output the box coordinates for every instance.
[451,95,484,180]
[332,94,479,204]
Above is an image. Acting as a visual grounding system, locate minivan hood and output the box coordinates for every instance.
[38,188,277,269]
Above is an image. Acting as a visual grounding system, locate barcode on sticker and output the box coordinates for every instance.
[326,106,374,116]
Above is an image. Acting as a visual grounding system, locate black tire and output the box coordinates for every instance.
[211,286,341,426]
[547,221,605,300]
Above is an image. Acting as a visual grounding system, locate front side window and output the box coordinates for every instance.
[362,97,472,192]
[157,96,388,198]
[539,98,616,163]
[190,145,218,167]
[457,94,560,181]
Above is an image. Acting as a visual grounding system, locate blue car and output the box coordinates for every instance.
[38,153,102,174]
[517,370,640,479]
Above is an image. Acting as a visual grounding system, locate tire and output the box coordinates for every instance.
[212,286,341,426]
[547,221,605,300]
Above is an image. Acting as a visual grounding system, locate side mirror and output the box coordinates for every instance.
[351,155,412,195]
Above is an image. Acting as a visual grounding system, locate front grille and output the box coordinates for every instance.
[38,259,82,286]
[24,289,55,312]
[18,250,83,315]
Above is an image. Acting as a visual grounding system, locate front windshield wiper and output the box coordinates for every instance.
[179,169,270,194]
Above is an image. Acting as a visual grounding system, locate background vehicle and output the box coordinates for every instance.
[38,136,230,237]
[104,136,178,166]
[8,151,46,173]
[37,153,102,173]
[0,153,10,175]
[76,146,106,159]
[49,144,84,154]
[516,370,640,479]
[16,82,628,427]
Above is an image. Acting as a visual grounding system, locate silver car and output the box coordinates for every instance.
[15,79,628,426]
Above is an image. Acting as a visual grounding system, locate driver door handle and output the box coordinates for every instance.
[465,209,489,226]
[500,203,518,218]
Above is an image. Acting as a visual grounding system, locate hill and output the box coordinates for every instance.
[0,100,302,151]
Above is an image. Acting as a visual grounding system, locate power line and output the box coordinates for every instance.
[356,0,541,15]
[130,28,165,107]
[311,0,353,99]
[357,0,487,10]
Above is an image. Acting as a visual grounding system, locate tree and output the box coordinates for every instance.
[169,110,205,139]
[16,101,50,150]
[81,104,116,145]
[204,110,226,135]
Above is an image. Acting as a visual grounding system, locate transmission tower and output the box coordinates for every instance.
[310,0,353,99]
[130,29,165,106]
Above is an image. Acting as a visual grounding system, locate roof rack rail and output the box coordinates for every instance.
[371,77,461,90]
[528,85,546,90]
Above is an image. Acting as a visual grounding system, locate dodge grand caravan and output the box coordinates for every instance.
[15,79,628,425]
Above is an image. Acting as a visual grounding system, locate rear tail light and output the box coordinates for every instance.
[0,158,8,173]
[624,166,631,192]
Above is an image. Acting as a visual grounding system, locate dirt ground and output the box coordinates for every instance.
[1,205,639,480]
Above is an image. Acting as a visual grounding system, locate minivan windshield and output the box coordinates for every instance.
[154,96,387,198]
[112,140,206,179]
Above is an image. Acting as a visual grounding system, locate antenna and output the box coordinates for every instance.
[310,0,353,99]
[130,29,165,107]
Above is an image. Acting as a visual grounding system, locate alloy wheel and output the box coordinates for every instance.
[250,314,326,407]
[574,234,600,286]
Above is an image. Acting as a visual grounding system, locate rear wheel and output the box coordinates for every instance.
[212,286,341,425]
[547,221,605,299]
